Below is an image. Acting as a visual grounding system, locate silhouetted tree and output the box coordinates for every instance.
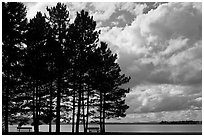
[90,42,130,133]
[45,29,59,132]
[68,9,100,133]
[2,2,131,134]
[25,12,50,132]
[46,3,70,132]
[2,2,27,133]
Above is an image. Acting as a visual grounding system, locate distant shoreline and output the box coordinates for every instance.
[62,121,202,125]
[11,121,202,125]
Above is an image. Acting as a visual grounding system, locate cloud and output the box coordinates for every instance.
[118,2,147,16]
[111,21,119,26]
[100,25,147,55]
[24,2,89,22]
[24,2,58,19]
[90,2,148,21]
[100,2,202,87]
[117,15,126,22]
[161,36,189,56]
[67,2,88,11]
[90,2,118,21]
[114,110,202,122]
[138,3,201,43]
[107,109,202,123]
[125,84,202,114]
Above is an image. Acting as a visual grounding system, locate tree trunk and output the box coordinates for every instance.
[76,90,81,133]
[72,70,76,133]
[76,75,82,133]
[85,86,90,133]
[102,91,106,133]
[99,90,103,133]
[56,20,63,133]
[72,89,76,133]
[38,90,41,121]
[49,81,52,132]
[56,76,61,132]
[32,81,36,132]
[4,70,10,133]
[34,79,39,133]
[82,90,86,132]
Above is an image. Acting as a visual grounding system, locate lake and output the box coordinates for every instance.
[8,124,202,133]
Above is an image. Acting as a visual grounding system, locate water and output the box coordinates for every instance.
[9,124,202,133]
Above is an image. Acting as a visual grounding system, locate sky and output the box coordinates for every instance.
[23,2,202,122]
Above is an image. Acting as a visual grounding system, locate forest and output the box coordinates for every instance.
[2,2,130,133]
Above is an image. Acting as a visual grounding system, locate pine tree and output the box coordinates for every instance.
[24,12,50,132]
[2,3,131,134]
[90,42,130,133]
[46,3,70,132]
[68,9,100,133]
[45,30,59,132]
[2,2,27,133]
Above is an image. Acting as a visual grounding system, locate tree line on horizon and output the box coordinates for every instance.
[160,120,202,124]
[2,2,130,133]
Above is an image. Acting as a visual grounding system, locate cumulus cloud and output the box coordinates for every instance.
[125,84,202,114]
[137,3,201,43]
[161,36,189,56]
[100,2,202,86]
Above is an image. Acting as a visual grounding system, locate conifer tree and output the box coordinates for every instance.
[46,3,70,132]
[25,12,50,132]
[45,29,59,132]
[90,42,130,133]
[68,10,100,133]
[2,3,131,134]
[2,2,27,133]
